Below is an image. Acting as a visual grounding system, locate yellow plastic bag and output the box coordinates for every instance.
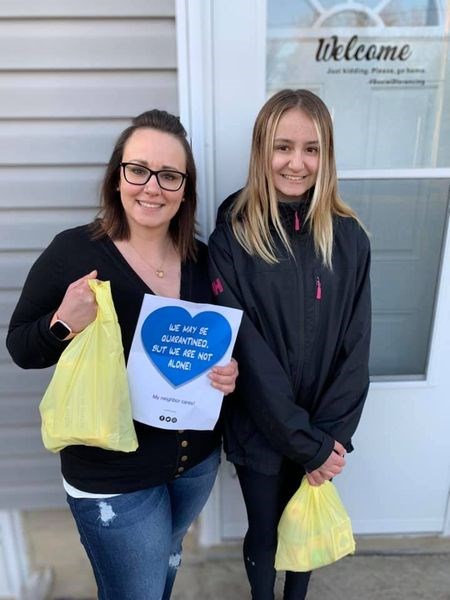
[39,280,138,453]
[275,478,355,572]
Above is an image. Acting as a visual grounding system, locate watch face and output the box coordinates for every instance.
[50,320,71,341]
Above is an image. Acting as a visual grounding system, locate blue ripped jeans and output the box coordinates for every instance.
[67,447,220,600]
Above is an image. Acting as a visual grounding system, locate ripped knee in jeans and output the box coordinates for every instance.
[168,552,181,569]
[97,501,117,527]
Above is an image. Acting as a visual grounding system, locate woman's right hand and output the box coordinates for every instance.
[306,440,346,486]
[50,270,98,334]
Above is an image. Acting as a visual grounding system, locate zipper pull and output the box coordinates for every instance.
[294,210,300,231]
[315,276,322,300]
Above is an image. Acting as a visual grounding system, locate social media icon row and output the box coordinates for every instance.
[159,415,178,423]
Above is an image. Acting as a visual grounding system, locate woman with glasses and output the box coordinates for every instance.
[209,89,371,599]
[7,109,238,600]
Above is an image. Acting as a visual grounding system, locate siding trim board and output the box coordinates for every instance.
[0,0,175,18]
[0,20,177,70]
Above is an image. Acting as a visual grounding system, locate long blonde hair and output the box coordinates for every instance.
[231,89,360,267]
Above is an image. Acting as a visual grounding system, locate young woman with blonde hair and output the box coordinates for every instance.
[209,89,371,599]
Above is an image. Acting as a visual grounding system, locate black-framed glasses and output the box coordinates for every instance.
[120,162,187,191]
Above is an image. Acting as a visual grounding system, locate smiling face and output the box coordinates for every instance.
[119,127,187,236]
[271,107,320,202]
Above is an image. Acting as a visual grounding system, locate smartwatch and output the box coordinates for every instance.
[49,318,72,341]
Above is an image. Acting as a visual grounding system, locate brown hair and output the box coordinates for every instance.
[231,89,362,267]
[91,109,197,261]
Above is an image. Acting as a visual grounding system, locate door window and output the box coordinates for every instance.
[267,0,450,378]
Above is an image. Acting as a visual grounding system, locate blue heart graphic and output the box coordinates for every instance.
[141,306,232,387]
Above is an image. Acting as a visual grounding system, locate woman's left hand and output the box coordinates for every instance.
[306,441,346,486]
[208,358,239,395]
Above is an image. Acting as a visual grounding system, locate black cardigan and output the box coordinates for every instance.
[7,225,220,493]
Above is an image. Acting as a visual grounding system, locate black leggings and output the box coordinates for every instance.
[236,462,311,600]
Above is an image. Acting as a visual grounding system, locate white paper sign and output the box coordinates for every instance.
[127,295,242,430]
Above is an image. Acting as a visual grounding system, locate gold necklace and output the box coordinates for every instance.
[127,237,172,279]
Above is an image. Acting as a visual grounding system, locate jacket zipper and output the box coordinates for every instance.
[292,225,305,395]
[315,275,322,300]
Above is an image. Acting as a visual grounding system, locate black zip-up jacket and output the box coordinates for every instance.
[209,192,371,474]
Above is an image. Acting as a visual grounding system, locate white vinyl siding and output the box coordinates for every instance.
[0,1,178,509]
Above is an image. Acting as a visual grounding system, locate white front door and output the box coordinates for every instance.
[178,0,450,540]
